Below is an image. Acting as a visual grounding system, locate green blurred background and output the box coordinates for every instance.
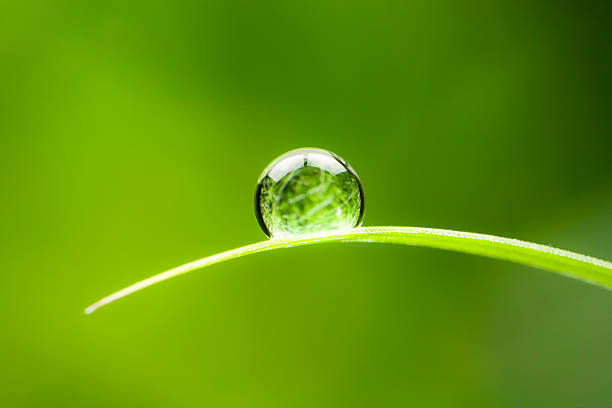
[1,1,611,406]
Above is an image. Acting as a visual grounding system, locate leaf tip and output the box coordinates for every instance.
[84,305,98,315]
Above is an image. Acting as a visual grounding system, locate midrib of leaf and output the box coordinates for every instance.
[85,226,612,314]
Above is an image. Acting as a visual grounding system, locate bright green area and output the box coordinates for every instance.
[1,1,612,407]
[258,163,362,237]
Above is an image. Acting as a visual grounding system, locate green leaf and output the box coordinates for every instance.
[85,226,612,314]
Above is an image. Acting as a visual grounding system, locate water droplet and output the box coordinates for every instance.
[255,148,365,238]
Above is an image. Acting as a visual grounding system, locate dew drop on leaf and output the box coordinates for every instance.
[255,148,365,238]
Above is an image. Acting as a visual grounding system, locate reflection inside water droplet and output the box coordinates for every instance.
[255,148,365,238]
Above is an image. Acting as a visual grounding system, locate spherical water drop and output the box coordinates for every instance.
[255,148,365,238]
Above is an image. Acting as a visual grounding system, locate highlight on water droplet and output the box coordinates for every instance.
[255,148,365,238]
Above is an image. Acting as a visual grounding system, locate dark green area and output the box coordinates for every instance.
[1,0,611,407]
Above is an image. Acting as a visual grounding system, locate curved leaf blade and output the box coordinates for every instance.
[85,226,612,314]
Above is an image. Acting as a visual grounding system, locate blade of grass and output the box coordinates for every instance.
[85,226,612,314]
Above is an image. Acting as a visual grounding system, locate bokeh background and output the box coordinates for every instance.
[1,1,611,407]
